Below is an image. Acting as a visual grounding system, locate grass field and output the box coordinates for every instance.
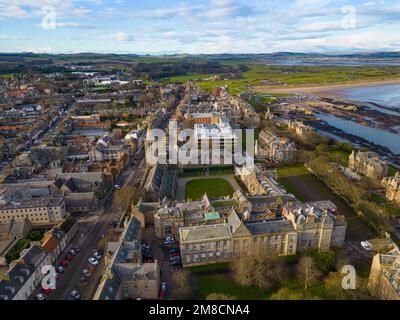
[277,165,374,240]
[193,265,330,300]
[196,64,400,95]
[185,178,234,200]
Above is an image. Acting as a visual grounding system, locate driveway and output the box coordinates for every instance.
[141,225,180,299]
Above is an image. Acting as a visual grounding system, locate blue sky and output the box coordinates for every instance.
[0,0,399,54]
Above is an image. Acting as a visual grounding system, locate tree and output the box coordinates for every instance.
[297,256,320,290]
[232,243,286,290]
[314,251,336,275]
[269,287,320,300]
[324,272,372,300]
[171,269,196,300]
[206,293,237,300]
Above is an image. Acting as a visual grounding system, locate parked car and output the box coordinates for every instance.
[55,272,61,279]
[69,249,77,256]
[42,287,53,296]
[161,282,167,292]
[158,290,165,300]
[361,241,372,251]
[170,259,182,267]
[169,255,181,261]
[56,265,65,273]
[169,247,180,254]
[93,251,102,260]
[35,293,46,301]
[70,290,81,300]
[89,257,99,266]
[72,247,80,253]
[164,236,176,245]
[65,254,73,261]
[170,252,180,257]
[83,269,92,277]
[60,259,69,267]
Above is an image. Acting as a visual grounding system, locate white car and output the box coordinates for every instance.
[70,290,81,300]
[88,257,99,266]
[35,293,46,300]
[93,251,102,260]
[361,241,372,251]
[164,236,176,245]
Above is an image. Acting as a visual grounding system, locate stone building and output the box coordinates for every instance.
[349,150,389,180]
[255,130,296,163]
[382,172,400,206]
[179,200,347,266]
[143,165,177,202]
[152,190,289,241]
[0,195,67,225]
[368,246,400,300]
[281,201,347,251]
[179,209,298,266]
[94,217,160,300]
[287,120,312,136]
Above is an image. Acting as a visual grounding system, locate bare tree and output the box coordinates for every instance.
[297,256,320,290]
[232,243,286,290]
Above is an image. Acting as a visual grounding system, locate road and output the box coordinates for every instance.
[30,151,145,300]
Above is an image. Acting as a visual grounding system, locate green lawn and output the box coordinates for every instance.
[193,268,330,300]
[185,178,234,200]
[277,165,374,240]
[195,273,273,300]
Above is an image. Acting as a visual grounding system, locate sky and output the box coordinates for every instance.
[0,0,399,54]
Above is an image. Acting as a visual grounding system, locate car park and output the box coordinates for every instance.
[89,257,99,266]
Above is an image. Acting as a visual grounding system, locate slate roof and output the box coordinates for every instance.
[180,224,232,243]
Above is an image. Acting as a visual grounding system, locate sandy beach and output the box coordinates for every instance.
[252,78,400,99]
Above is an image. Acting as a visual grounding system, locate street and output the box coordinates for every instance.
[30,151,145,300]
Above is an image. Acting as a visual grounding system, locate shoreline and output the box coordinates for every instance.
[252,78,400,98]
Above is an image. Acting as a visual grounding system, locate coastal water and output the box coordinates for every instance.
[264,59,400,67]
[316,112,400,155]
[334,84,400,115]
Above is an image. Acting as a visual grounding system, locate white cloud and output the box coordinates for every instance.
[102,32,134,41]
